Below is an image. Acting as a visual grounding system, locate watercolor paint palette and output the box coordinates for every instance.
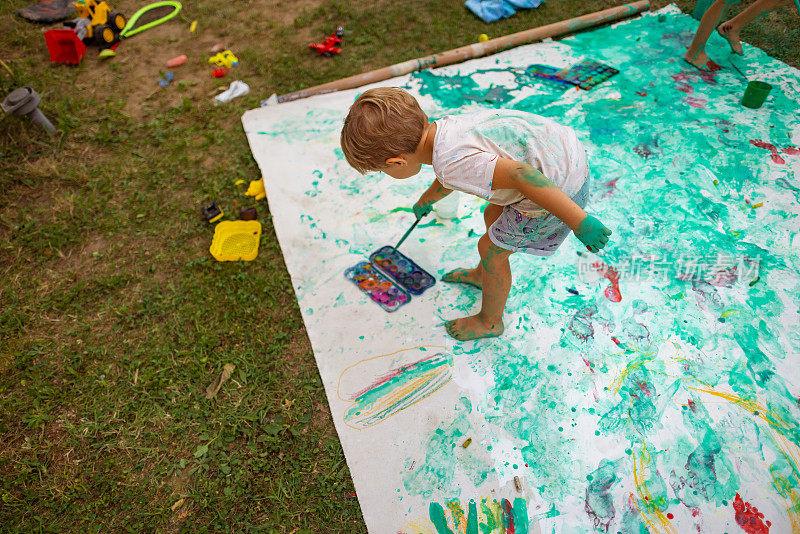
[557,59,619,90]
[526,64,574,88]
[344,261,410,312]
[369,246,436,296]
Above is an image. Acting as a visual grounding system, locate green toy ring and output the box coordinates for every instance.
[120,1,182,38]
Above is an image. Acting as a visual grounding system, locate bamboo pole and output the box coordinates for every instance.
[277,1,649,103]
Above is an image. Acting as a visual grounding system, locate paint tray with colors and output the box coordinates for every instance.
[344,261,410,312]
[525,64,574,88]
[369,246,436,296]
[557,59,619,90]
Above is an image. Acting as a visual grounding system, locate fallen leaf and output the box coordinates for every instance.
[205,363,236,399]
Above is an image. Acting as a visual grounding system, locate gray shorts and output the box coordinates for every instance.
[488,178,590,256]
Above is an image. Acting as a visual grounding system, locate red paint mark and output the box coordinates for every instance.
[667,513,674,519]
[502,498,516,533]
[611,337,621,346]
[733,494,772,533]
[710,266,738,287]
[783,146,800,156]
[692,508,700,517]
[638,381,652,397]
[715,119,732,132]
[688,398,697,412]
[603,177,620,199]
[636,91,648,96]
[677,83,694,94]
[751,140,786,165]
[592,262,622,302]
[582,358,596,374]
[686,96,707,109]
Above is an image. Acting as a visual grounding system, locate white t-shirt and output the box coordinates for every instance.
[431,109,588,216]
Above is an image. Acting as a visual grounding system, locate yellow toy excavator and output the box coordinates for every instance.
[69,0,126,47]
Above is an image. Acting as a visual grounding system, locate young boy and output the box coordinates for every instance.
[341,87,611,341]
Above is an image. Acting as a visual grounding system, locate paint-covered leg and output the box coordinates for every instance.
[445,235,511,341]
[683,0,733,69]
[717,22,743,55]
[442,266,483,289]
[718,0,788,56]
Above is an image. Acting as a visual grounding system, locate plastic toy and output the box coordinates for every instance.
[157,71,174,87]
[202,201,223,223]
[209,220,262,261]
[211,67,228,78]
[120,1,181,38]
[344,261,410,312]
[245,179,266,201]
[43,28,86,64]
[309,26,343,56]
[478,34,489,42]
[208,50,238,68]
[213,80,249,105]
[369,246,436,296]
[1,87,57,135]
[166,54,186,67]
[65,0,126,48]
[238,207,257,220]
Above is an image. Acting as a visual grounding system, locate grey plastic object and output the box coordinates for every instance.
[1,87,57,135]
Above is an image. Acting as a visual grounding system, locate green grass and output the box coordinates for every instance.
[1,0,798,531]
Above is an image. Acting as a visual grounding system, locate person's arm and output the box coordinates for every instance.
[492,157,611,252]
[412,179,453,219]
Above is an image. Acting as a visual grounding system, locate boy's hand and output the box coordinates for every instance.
[413,199,433,220]
[574,215,612,253]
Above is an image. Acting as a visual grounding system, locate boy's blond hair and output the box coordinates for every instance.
[340,88,428,174]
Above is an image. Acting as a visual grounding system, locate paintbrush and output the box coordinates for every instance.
[394,217,423,251]
[729,59,748,82]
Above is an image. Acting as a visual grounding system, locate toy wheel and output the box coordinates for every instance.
[95,24,116,46]
[109,11,126,32]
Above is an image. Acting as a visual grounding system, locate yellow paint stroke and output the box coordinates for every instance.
[342,366,448,430]
[687,386,800,530]
[336,345,448,401]
[399,497,517,534]
[399,517,437,534]
[446,500,467,531]
[602,339,800,529]
[337,345,451,430]
[607,339,675,394]
[630,443,677,534]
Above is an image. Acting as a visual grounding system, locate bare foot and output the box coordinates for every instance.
[683,49,714,71]
[445,315,504,341]
[717,22,743,55]
[442,267,482,289]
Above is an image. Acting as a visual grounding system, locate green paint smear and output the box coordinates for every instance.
[387,10,800,531]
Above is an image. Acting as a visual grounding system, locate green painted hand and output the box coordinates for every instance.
[574,215,612,253]
[413,199,433,220]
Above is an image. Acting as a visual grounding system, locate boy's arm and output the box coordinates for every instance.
[413,179,453,219]
[492,157,611,252]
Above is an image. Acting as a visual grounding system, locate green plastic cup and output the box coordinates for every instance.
[741,81,772,109]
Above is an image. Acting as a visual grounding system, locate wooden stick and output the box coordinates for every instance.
[277,1,649,103]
